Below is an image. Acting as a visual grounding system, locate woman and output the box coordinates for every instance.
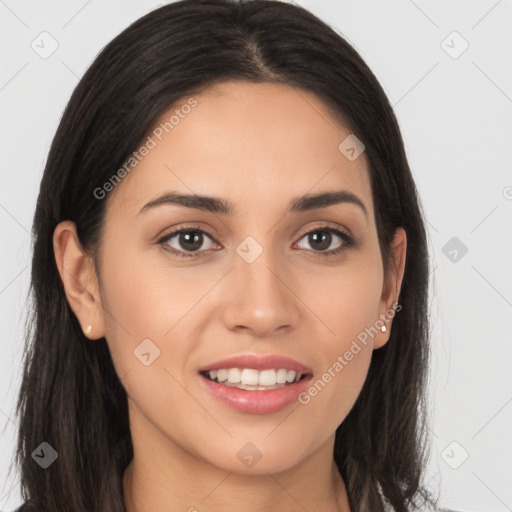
[12,0,439,510]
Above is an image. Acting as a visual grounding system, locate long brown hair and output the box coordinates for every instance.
[12,1,437,510]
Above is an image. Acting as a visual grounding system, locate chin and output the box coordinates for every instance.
[200,442,308,476]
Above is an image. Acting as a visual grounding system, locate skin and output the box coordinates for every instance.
[53,81,406,512]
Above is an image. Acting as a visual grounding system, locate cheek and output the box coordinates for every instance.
[97,243,206,380]
[100,229,219,328]
[295,256,382,425]
[97,249,204,451]
[306,254,384,347]
[298,335,374,443]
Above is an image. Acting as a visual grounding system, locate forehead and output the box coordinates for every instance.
[106,81,373,220]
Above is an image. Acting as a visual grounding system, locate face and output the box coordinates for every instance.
[56,81,406,476]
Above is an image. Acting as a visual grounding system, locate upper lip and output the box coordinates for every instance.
[198,354,313,375]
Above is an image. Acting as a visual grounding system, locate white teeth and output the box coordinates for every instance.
[241,368,259,385]
[216,369,228,382]
[204,367,305,387]
[227,368,241,383]
[258,369,275,386]
[221,381,287,391]
[276,368,288,384]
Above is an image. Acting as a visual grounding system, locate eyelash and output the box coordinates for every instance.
[157,224,355,259]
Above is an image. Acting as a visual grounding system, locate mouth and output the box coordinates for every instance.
[199,368,310,391]
[197,354,314,413]
[198,368,313,414]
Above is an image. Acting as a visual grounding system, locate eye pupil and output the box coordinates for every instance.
[309,231,331,251]
[180,231,203,251]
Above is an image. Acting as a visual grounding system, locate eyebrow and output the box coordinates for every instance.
[139,189,368,220]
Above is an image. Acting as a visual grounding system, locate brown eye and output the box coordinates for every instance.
[157,225,354,259]
[295,227,353,256]
[158,228,217,258]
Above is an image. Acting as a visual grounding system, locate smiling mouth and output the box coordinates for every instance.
[199,368,310,391]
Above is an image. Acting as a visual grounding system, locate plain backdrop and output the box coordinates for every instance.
[1,1,511,511]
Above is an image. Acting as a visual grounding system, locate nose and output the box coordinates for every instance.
[220,245,301,337]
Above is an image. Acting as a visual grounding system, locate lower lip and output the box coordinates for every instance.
[198,373,313,414]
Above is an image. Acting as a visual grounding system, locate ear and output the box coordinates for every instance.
[53,220,106,340]
[373,226,407,349]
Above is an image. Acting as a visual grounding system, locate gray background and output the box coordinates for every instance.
[1,0,511,510]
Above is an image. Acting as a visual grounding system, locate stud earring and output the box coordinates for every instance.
[85,325,92,335]
[381,324,387,333]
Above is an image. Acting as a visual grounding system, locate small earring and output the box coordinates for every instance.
[381,324,387,333]
[85,325,92,335]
